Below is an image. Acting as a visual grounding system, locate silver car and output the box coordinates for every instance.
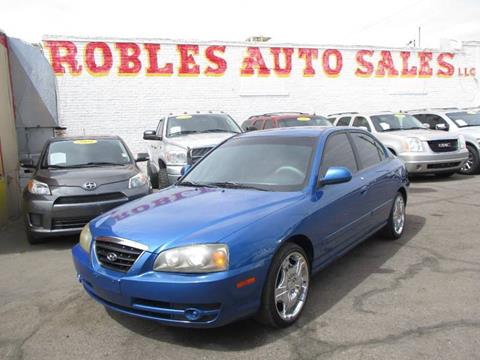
[143,112,242,188]
[407,108,480,175]
[21,136,152,243]
[329,111,468,177]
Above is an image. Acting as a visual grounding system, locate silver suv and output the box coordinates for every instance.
[407,108,480,175]
[143,112,242,188]
[329,111,468,177]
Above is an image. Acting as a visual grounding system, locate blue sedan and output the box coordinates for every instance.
[72,127,408,328]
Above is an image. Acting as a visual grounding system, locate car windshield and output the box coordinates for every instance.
[42,139,131,168]
[166,114,241,137]
[371,114,425,132]
[446,111,480,127]
[179,136,316,191]
[278,116,332,128]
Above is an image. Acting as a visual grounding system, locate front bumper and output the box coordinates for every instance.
[399,150,468,174]
[24,184,150,238]
[72,244,266,328]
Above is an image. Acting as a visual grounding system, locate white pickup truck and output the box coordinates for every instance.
[143,112,242,188]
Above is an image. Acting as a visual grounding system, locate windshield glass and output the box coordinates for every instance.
[42,139,131,168]
[446,111,480,127]
[371,114,424,132]
[166,114,241,137]
[278,116,332,128]
[180,136,316,191]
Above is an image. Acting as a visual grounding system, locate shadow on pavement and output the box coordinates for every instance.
[107,214,426,351]
[0,219,77,255]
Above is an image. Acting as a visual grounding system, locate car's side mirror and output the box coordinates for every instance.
[318,167,352,187]
[20,158,36,168]
[143,130,162,140]
[135,153,149,162]
[245,126,258,132]
[422,123,431,129]
[435,123,448,131]
[180,164,192,176]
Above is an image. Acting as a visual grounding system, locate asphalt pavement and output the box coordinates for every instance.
[1,174,479,360]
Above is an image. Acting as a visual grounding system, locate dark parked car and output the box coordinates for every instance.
[72,127,408,328]
[241,112,332,131]
[21,136,151,243]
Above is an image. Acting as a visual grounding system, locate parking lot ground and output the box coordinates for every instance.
[1,174,480,360]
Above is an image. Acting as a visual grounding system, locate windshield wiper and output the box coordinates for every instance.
[200,129,239,134]
[68,162,126,168]
[382,128,402,132]
[169,130,200,137]
[45,164,68,169]
[206,181,269,191]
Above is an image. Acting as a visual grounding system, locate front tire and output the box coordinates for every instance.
[381,192,406,240]
[146,161,159,189]
[256,243,310,328]
[459,145,480,175]
[157,167,170,189]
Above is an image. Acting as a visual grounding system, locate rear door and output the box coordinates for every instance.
[349,131,395,230]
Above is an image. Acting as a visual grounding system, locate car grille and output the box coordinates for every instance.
[427,139,458,153]
[189,147,213,164]
[52,217,92,230]
[55,192,127,205]
[95,237,145,272]
[427,162,461,169]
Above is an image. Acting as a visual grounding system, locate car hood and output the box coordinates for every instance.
[456,126,480,138]
[378,129,459,141]
[167,132,238,149]
[34,164,138,187]
[91,186,304,252]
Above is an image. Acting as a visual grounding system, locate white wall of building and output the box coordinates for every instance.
[42,36,480,155]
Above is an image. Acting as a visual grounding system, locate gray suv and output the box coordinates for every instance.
[143,112,242,188]
[20,136,151,243]
[329,111,468,177]
[407,108,480,174]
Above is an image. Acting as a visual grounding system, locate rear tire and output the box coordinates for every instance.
[459,145,480,175]
[256,243,310,328]
[157,167,170,189]
[381,192,406,240]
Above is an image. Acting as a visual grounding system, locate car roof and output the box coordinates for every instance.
[48,135,122,143]
[236,126,347,138]
[405,108,461,114]
[329,111,403,118]
[249,112,321,120]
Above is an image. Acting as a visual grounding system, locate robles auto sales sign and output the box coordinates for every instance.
[43,39,475,79]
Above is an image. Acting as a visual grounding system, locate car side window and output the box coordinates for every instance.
[327,117,335,124]
[352,116,371,132]
[320,133,358,176]
[253,120,264,129]
[156,118,165,135]
[264,119,274,129]
[242,119,253,130]
[336,116,351,126]
[425,114,449,131]
[351,132,385,169]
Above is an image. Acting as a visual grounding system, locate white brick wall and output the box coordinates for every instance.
[42,36,480,157]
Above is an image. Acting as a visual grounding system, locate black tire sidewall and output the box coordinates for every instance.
[460,145,480,175]
[158,167,170,189]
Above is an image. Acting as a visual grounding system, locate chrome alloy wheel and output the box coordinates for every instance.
[461,150,474,172]
[393,195,405,235]
[274,251,309,321]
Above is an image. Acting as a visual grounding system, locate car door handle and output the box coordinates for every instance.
[360,185,369,194]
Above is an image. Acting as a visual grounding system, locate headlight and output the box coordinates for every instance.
[153,244,229,273]
[79,224,92,253]
[458,135,466,149]
[165,145,187,165]
[128,172,148,189]
[27,179,51,195]
[404,137,424,152]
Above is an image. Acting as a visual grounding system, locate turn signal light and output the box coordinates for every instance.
[236,277,256,289]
